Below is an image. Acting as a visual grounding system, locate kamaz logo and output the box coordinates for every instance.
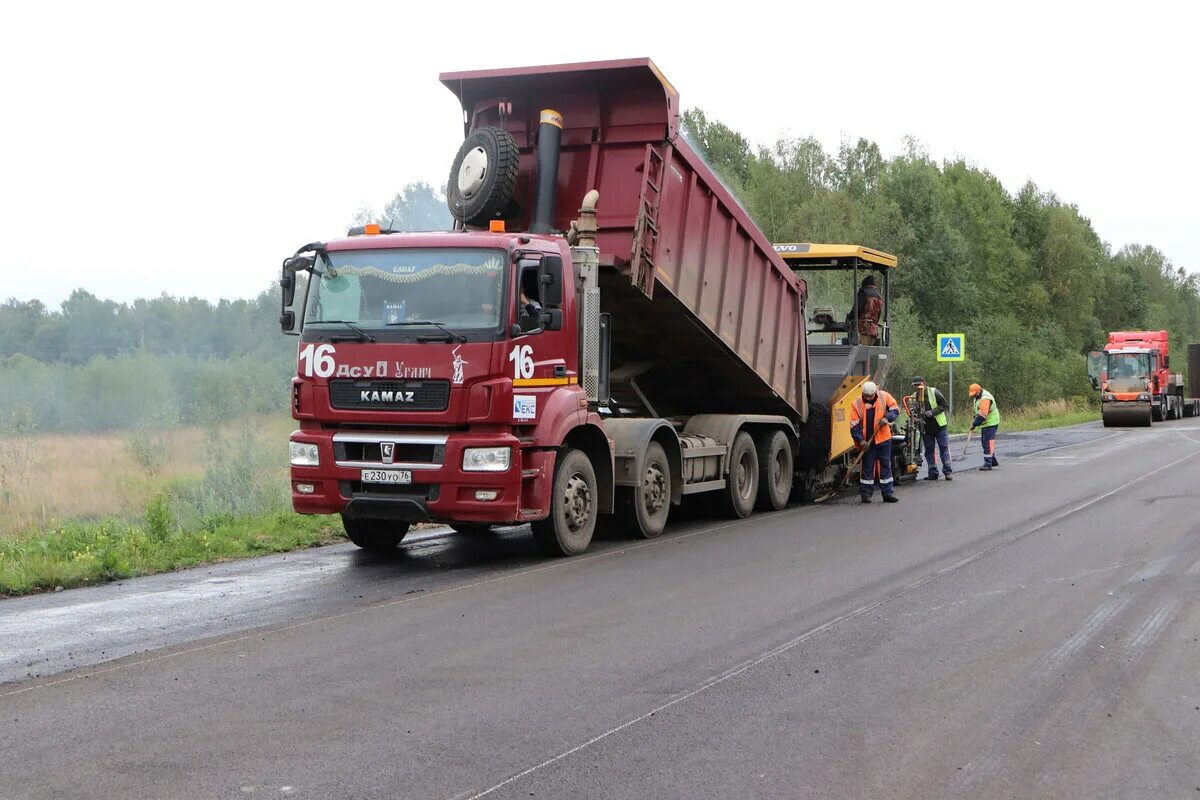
[360,390,415,403]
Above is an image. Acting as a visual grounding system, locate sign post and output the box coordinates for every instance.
[936,333,966,418]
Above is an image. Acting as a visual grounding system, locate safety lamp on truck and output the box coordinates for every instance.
[290,442,320,467]
[462,447,511,472]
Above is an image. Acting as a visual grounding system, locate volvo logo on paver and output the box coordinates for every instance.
[381,442,395,464]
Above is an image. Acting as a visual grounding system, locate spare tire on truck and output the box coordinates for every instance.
[446,126,520,227]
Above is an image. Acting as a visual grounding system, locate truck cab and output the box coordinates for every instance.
[282,228,610,552]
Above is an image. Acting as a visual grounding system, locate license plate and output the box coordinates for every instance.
[361,469,412,485]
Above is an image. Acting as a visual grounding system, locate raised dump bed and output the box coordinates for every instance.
[441,59,809,422]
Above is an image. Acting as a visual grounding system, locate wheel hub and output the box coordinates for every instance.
[563,474,592,533]
[643,463,667,515]
[457,147,489,198]
[737,452,754,501]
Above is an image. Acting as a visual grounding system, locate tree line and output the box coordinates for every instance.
[3,130,1197,431]
[681,110,1200,410]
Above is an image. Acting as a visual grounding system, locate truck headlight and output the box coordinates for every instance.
[1103,393,1115,402]
[290,441,320,466]
[1137,393,1150,401]
[462,447,511,472]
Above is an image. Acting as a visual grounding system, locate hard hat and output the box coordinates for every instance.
[911,375,925,385]
[861,381,878,396]
[969,383,982,396]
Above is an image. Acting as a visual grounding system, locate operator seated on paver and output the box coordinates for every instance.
[969,383,1001,471]
[912,375,952,481]
[850,381,901,503]
[850,275,884,345]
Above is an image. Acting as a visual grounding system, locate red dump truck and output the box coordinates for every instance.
[279,59,908,556]
[1087,331,1200,426]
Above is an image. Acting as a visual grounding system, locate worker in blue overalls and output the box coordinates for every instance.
[850,381,901,503]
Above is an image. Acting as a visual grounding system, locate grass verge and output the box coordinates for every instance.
[944,399,1099,434]
[0,511,344,597]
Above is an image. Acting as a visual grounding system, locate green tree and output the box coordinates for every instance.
[353,181,453,231]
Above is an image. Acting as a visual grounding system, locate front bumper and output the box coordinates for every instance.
[289,430,540,524]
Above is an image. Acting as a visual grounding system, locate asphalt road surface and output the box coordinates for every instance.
[2,419,1198,799]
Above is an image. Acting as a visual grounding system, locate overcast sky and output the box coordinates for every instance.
[2,0,1196,306]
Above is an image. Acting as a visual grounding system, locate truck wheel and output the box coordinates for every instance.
[795,402,831,471]
[615,441,671,538]
[755,430,792,512]
[531,448,597,556]
[341,515,410,551]
[718,432,759,519]
[1152,398,1165,422]
[446,126,520,227]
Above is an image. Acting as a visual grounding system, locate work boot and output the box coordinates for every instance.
[990,458,999,468]
[883,494,900,503]
[944,474,953,481]
[924,474,939,481]
[860,496,872,504]
[980,464,992,471]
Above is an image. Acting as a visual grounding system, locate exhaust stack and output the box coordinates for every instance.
[530,109,562,234]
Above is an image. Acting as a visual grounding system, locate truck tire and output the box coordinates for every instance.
[795,402,830,471]
[446,126,520,227]
[1152,397,1165,422]
[614,441,671,538]
[531,448,598,556]
[718,432,759,519]
[755,430,792,512]
[341,516,410,551]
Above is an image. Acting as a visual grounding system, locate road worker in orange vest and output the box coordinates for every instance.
[850,381,901,503]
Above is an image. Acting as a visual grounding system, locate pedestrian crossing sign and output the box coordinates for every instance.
[937,333,965,362]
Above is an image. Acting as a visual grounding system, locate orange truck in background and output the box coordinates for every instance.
[1087,331,1200,426]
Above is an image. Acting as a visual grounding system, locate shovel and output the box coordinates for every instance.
[953,428,974,462]
[813,418,886,502]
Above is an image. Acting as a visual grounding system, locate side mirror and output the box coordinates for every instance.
[541,308,563,331]
[280,270,296,309]
[539,255,564,307]
[280,258,310,335]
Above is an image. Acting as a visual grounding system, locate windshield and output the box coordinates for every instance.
[1107,352,1150,392]
[304,248,505,333]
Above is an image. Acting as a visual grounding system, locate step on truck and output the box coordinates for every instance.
[1087,331,1200,426]
[279,58,912,556]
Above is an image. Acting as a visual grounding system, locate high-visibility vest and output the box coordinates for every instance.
[974,389,1001,427]
[922,385,948,428]
[851,390,900,445]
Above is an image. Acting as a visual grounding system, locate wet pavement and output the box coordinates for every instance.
[2,416,1198,799]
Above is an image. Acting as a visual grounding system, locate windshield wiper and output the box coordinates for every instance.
[386,320,467,343]
[312,320,376,343]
